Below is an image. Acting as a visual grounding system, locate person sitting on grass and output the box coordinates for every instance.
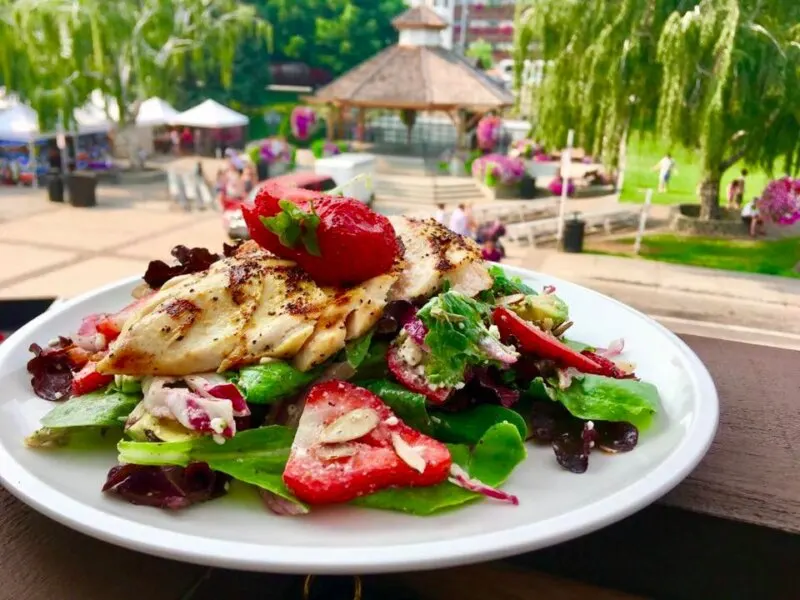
[741,197,765,237]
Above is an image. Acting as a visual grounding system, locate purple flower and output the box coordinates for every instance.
[259,138,293,165]
[756,177,800,226]
[290,107,317,141]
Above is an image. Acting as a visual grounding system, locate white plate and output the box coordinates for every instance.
[0,266,717,574]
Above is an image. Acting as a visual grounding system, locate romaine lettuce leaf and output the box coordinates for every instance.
[234,362,319,404]
[545,374,660,430]
[118,425,306,510]
[40,387,140,429]
[344,328,375,369]
[484,266,537,298]
[363,380,433,434]
[431,404,527,445]
[353,422,526,515]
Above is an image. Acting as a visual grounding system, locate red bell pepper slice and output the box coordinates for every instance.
[71,361,114,396]
[492,307,602,374]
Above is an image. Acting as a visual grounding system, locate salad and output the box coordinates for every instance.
[24,182,660,516]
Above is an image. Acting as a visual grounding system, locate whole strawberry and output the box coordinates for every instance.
[243,182,399,286]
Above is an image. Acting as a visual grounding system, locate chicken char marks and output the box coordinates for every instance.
[99,217,492,377]
[98,241,398,376]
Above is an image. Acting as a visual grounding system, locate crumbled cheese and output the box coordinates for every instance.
[397,336,424,367]
[210,418,227,434]
[586,421,594,431]
[385,416,399,426]
[488,325,500,338]
[454,382,465,390]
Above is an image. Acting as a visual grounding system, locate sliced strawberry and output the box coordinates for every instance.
[72,361,114,396]
[283,380,452,504]
[386,343,452,405]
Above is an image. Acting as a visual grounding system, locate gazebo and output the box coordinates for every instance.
[308,5,512,150]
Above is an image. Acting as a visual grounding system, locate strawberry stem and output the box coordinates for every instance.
[260,199,321,257]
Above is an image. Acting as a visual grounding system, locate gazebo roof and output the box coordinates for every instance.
[309,5,512,112]
[391,5,448,30]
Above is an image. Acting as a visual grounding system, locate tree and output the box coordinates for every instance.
[0,0,270,129]
[514,0,800,219]
[256,0,407,76]
[467,39,494,70]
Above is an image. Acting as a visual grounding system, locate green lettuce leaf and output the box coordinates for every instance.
[351,339,390,381]
[486,265,537,297]
[546,374,660,430]
[118,425,307,510]
[363,380,433,434]
[235,361,319,404]
[353,422,526,515]
[431,404,527,445]
[40,387,140,429]
[417,291,512,386]
[344,328,376,369]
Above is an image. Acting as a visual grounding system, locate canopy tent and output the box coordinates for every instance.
[73,90,118,134]
[173,99,249,128]
[136,97,180,127]
[0,104,45,142]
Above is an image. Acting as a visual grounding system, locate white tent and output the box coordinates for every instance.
[135,97,180,127]
[73,90,118,134]
[0,104,45,142]
[173,99,249,128]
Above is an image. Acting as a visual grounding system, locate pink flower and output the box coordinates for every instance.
[756,177,800,226]
[472,154,525,186]
[476,116,503,151]
[290,107,317,141]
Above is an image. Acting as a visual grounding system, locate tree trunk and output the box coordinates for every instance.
[698,176,721,220]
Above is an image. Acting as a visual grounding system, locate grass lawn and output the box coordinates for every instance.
[597,234,800,278]
[619,136,773,206]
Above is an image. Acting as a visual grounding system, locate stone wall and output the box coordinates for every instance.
[670,204,747,236]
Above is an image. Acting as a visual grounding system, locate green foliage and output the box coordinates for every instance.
[514,0,800,218]
[0,0,271,129]
[467,39,494,69]
[255,0,407,76]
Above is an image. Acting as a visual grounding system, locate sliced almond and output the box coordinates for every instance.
[391,432,426,473]
[496,293,525,306]
[319,408,380,444]
[315,444,359,460]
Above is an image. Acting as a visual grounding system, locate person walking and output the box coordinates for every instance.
[653,152,676,193]
[434,203,446,225]
[448,203,469,236]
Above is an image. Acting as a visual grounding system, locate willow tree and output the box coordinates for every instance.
[0,0,270,130]
[514,0,800,219]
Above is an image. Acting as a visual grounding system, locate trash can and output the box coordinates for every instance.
[562,213,585,253]
[519,175,537,199]
[46,171,64,203]
[67,171,98,208]
[256,161,269,182]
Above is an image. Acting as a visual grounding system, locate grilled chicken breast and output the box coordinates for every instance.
[98,242,397,376]
[388,216,492,301]
[99,217,490,377]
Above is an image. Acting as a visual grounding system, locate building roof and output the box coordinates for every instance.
[310,45,512,111]
[391,5,448,31]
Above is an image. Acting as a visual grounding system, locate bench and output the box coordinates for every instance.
[502,207,641,247]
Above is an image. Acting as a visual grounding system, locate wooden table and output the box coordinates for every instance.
[2,334,798,600]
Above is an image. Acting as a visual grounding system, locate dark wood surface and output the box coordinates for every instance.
[1,334,798,600]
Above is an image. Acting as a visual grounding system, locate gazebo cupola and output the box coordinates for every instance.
[393,5,449,48]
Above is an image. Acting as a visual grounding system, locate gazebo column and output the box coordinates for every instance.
[325,105,336,141]
[356,108,366,145]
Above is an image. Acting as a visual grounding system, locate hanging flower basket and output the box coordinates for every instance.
[246,137,295,175]
[476,115,502,151]
[756,177,800,226]
[290,106,318,142]
[472,154,525,193]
